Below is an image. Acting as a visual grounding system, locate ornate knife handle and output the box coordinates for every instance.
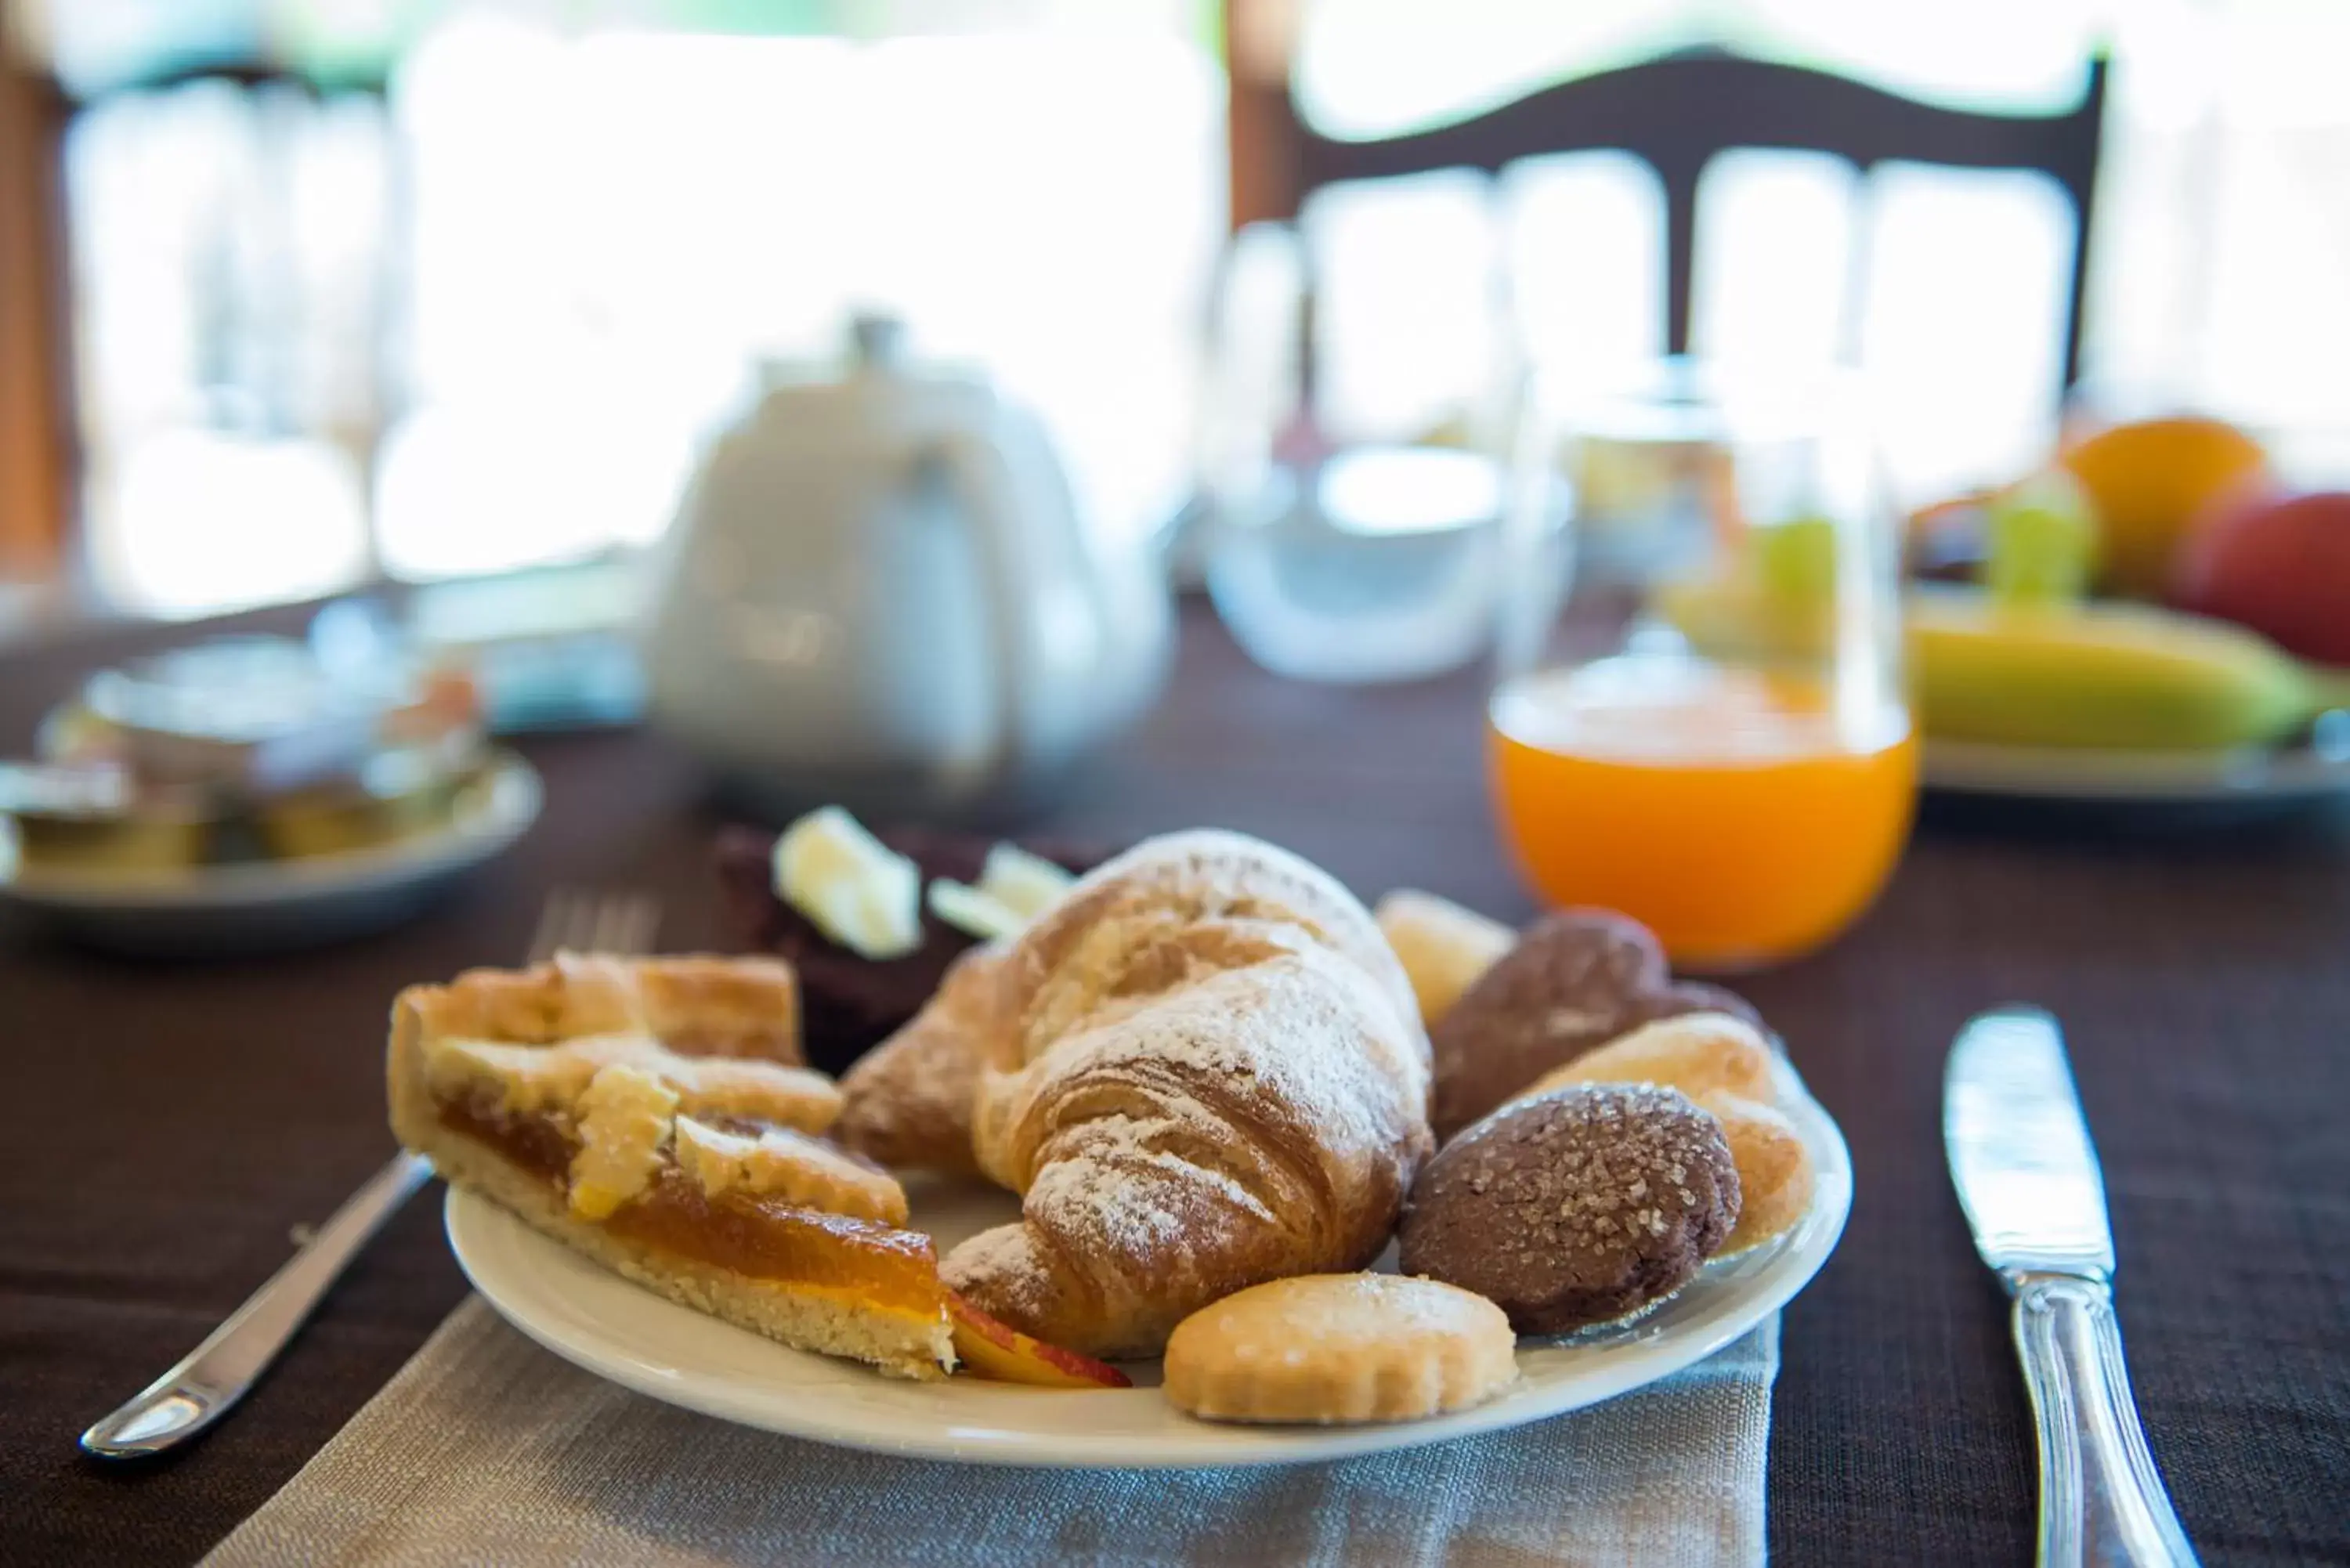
[2009,1272,2199,1568]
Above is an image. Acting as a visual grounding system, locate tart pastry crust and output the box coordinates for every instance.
[389,954,952,1379]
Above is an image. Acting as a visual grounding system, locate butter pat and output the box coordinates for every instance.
[930,841,1077,941]
[772,806,923,959]
[927,877,1027,943]
[974,842,1076,921]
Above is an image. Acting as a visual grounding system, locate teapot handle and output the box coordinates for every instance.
[923,432,1028,791]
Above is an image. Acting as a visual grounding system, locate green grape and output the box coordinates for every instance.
[1754,514,1839,605]
[1986,469,2099,605]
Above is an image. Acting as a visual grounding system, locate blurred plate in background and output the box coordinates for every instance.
[1922,724,2350,809]
[0,752,540,956]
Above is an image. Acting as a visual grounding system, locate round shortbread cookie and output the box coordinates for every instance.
[1162,1274,1517,1425]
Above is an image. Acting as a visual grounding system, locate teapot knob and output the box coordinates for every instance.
[849,312,907,370]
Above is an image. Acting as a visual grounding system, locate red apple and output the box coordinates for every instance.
[946,1292,1132,1389]
[2175,490,2350,666]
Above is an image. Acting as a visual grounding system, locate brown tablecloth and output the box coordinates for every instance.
[3,600,2345,1567]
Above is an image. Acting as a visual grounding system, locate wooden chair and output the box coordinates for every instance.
[1231,45,2110,395]
[0,40,73,580]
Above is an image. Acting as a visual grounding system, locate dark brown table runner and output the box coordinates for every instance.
[3,600,2345,1566]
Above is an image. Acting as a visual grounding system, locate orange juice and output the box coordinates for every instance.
[1488,656,1916,968]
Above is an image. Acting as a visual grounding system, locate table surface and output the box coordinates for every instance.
[4,600,2346,1567]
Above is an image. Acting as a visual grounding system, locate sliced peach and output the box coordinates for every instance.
[947,1291,1131,1389]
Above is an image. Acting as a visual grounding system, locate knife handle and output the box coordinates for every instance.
[2011,1273,2198,1568]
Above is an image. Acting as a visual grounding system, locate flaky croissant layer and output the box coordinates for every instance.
[937,831,1434,1360]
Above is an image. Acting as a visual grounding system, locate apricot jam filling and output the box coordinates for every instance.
[437,1099,942,1310]
[609,1171,940,1302]
[443,1097,574,1183]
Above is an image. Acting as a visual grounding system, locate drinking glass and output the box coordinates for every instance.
[1195,224,1537,683]
[1489,363,1918,970]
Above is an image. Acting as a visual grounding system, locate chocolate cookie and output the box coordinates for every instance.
[1428,909,1761,1138]
[1400,1082,1741,1333]
[714,825,1104,1075]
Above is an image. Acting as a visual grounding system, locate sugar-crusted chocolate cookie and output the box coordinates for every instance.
[1506,1012,1815,1257]
[1400,1082,1741,1334]
[1428,909,1761,1138]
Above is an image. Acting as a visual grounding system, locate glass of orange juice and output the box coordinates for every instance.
[1489,363,1917,970]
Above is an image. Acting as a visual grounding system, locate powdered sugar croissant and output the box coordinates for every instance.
[831,945,1000,1178]
[939,830,1434,1360]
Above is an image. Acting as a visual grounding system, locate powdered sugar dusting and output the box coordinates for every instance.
[938,833,1436,1358]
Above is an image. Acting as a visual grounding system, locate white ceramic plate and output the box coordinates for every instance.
[448,1059,1851,1469]
[1922,724,2350,806]
[0,752,541,954]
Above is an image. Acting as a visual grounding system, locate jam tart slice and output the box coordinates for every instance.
[389,955,954,1380]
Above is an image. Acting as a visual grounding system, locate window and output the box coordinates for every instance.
[44,2,1217,615]
[38,0,2350,616]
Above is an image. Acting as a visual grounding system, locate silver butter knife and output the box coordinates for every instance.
[1945,1005,2199,1568]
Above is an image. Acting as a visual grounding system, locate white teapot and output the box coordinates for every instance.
[642,319,1172,820]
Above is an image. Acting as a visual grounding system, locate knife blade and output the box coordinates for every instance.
[1944,1006,2197,1567]
[1946,1005,2115,1283]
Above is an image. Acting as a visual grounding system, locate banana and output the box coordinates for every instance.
[1908,589,2315,750]
[2305,662,2350,716]
[1650,576,1833,663]
[1656,576,2316,750]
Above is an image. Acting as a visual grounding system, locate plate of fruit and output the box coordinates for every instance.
[1900,416,2350,806]
[1665,413,2349,810]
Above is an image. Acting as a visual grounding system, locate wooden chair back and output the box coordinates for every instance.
[1238,46,2109,391]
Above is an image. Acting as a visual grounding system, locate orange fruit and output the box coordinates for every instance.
[2056,416,2269,598]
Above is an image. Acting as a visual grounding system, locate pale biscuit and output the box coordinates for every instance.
[1162,1274,1517,1425]
[1519,1010,1777,1107]
[1373,890,1516,1026]
[1694,1092,1814,1254]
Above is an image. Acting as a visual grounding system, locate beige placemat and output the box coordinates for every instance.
[204,1298,1777,1568]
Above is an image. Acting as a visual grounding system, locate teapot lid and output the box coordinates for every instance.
[753,311,993,406]
[736,312,1007,453]
[751,312,913,399]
